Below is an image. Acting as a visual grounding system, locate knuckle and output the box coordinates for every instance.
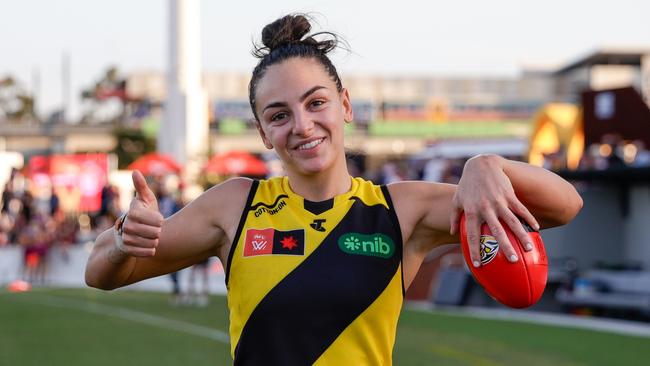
[478,200,491,210]
[508,214,520,224]
[122,235,135,246]
[488,225,501,236]
[464,211,479,220]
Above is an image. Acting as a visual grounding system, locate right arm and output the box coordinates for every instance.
[84,171,252,290]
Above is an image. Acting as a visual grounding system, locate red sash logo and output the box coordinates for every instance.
[243,228,274,257]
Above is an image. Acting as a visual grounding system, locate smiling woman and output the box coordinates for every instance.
[85,13,583,366]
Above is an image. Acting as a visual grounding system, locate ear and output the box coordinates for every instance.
[256,121,274,149]
[341,88,354,123]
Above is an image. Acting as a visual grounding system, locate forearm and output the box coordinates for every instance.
[84,228,137,290]
[496,155,583,227]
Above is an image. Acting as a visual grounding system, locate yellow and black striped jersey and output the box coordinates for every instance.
[226,176,404,365]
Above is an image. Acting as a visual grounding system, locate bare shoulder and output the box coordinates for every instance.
[385,181,458,250]
[191,177,254,226]
[200,177,254,202]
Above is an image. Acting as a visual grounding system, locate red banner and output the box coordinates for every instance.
[28,153,109,212]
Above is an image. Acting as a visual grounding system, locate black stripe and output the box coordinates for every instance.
[381,184,406,296]
[249,194,288,211]
[303,198,334,215]
[233,198,402,365]
[225,180,259,287]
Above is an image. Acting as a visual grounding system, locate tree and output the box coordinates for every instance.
[0,76,37,123]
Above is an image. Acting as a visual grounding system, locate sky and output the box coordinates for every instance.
[2,0,650,117]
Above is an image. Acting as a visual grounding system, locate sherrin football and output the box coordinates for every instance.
[459,213,548,308]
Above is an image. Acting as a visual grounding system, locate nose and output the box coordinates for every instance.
[292,110,314,137]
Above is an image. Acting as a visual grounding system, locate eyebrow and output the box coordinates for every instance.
[261,85,327,114]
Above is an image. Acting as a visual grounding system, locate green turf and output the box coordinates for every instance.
[1,288,648,366]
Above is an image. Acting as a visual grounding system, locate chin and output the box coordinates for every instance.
[292,157,333,176]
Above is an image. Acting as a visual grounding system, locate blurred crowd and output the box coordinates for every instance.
[0,167,196,286]
[0,168,122,283]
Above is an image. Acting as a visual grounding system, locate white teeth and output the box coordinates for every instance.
[298,138,324,150]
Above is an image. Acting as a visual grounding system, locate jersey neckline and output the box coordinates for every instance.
[281,176,358,215]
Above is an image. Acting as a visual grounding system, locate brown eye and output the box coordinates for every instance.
[310,100,325,108]
[271,112,288,122]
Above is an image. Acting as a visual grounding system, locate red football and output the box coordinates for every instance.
[459,213,548,308]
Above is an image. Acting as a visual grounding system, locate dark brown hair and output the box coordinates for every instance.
[248,14,344,121]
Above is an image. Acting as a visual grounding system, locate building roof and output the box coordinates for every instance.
[554,48,650,75]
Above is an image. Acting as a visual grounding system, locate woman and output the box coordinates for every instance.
[86,14,583,365]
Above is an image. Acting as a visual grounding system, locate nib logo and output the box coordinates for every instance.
[310,219,326,232]
[338,233,395,259]
[244,228,305,257]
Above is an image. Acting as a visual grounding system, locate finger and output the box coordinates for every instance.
[449,206,461,235]
[483,211,518,263]
[464,211,482,268]
[132,170,158,207]
[499,208,534,252]
[509,198,540,231]
[126,206,164,227]
[122,246,157,257]
[122,233,159,249]
[122,220,162,240]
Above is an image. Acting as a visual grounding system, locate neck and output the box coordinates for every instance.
[287,159,351,201]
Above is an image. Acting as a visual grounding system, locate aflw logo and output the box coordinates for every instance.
[251,234,267,251]
[338,233,395,259]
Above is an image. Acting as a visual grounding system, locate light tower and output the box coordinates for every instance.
[159,0,208,170]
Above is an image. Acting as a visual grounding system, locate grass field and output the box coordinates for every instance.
[1,288,648,366]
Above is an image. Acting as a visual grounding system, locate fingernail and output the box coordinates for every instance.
[473,261,480,268]
[534,223,540,230]
[509,254,518,262]
[525,243,533,251]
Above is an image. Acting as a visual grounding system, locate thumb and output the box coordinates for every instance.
[132,170,158,207]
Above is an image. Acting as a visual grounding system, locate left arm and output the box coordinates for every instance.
[450,154,583,232]
[449,154,583,267]
[391,154,582,283]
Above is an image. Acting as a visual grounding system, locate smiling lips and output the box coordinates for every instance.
[296,138,325,150]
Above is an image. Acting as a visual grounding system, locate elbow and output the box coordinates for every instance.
[540,189,583,229]
[555,190,584,227]
[84,264,117,291]
[565,189,584,223]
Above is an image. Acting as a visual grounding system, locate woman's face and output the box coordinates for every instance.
[254,57,353,176]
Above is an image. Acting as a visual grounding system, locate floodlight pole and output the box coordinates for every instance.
[160,0,208,170]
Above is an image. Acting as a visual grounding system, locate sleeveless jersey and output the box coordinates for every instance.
[225,176,404,365]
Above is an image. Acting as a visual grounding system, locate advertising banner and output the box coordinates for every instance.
[28,154,109,212]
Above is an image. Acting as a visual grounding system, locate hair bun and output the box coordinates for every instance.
[261,14,311,51]
[253,13,339,58]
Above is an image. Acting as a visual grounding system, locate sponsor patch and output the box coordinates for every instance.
[310,218,326,232]
[338,233,395,259]
[251,195,288,217]
[480,234,499,265]
[243,228,305,257]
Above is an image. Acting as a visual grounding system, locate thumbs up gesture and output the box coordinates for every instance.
[115,170,164,257]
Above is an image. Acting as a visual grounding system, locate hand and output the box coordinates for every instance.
[116,170,164,257]
[449,155,540,267]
